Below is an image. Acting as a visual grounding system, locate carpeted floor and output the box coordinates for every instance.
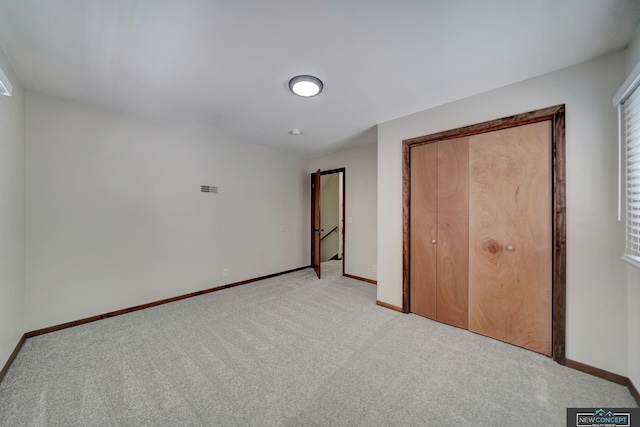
[0,262,636,426]
[321,259,342,278]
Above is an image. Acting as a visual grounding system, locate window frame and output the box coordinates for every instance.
[614,61,640,269]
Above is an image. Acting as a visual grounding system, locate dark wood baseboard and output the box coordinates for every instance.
[628,378,640,406]
[376,300,403,312]
[26,265,311,338]
[565,358,627,385]
[565,358,640,405]
[0,333,26,384]
[344,274,377,285]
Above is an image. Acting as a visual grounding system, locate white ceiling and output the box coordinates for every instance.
[0,1,639,157]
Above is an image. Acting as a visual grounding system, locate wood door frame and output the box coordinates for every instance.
[311,169,321,278]
[402,105,566,364]
[310,168,347,277]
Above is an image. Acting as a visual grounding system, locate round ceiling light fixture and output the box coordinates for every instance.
[288,75,323,97]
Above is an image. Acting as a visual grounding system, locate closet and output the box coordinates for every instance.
[407,119,553,356]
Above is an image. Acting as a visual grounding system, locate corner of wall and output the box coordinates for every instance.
[0,45,26,370]
[309,143,377,282]
[625,23,640,74]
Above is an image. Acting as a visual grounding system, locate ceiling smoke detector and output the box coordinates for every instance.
[288,75,323,97]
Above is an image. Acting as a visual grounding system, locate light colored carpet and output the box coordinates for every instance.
[0,264,636,426]
[321,259,342,279]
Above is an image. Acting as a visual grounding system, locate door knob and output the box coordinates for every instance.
[431,239,436,244]
[507,245,514,251]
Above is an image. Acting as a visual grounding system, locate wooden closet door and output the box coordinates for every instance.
[410,143,437,320]
[436,137,469,329]
[468,121,552,356]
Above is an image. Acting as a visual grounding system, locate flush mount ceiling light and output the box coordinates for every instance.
[288,75,323,97]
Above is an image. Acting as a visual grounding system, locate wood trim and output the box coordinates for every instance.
[0,333,26,384]
[344,274,377,285]
[312,168,347,277]
[402,140,411,313]
[25,266,311,338]
[311,170,321,278]
[403,105,562,147]
[565,359,627,386]
[402,105,567,363]
[551,107,567,364]
[628,378,640,406]
[321,168,345,176]
[376,300,403,312]
[565,359,640,405]
[321,168,347,277]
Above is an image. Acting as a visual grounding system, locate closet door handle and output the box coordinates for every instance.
[431,239,436,244]
[507,245,514,251]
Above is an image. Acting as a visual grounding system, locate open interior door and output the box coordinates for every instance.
[311,169,322,278]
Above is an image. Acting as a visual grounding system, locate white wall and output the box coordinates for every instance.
[310,143,377,281]
[625,25,640,392]
[25,91,309,331]
[378,51,629,375]
[0,48,25,367]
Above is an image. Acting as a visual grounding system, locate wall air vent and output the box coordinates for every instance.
[201,185,219,194]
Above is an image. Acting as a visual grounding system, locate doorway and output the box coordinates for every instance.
[310,168,346,279]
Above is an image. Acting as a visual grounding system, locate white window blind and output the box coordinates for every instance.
[615,59,640,268]
[620,79,640,261]
[622,85,640,261]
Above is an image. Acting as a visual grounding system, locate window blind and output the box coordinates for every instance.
[623,86,640,259]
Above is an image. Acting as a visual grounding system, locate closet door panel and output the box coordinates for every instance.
[410,143,437,320]
[469,129,510,342]
[469,122,552,356]
[436,137,469,329]
[503,122,552,355]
